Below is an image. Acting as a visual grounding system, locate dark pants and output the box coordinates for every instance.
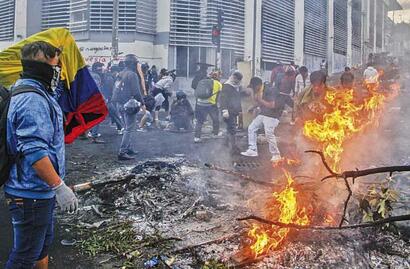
[224,114,238,152]
[5,194,55,269]
[194,104,219,138]
[173,117,193,130]
[119,111,137,155]
[108,101,123,130]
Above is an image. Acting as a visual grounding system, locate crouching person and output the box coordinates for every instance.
[170,91,194,131]
[4,41,78,269]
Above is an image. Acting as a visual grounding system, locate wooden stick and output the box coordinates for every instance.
[71,173,136,192]
[305,150,410,181]
[237,214,410,230]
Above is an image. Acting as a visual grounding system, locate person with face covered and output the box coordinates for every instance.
[4,41,78,269]
[115,54,146,160]
[219,71,243,154]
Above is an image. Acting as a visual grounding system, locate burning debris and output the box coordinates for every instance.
[229,71,410,267]
[51,71,410,269]
[247,169,310,258]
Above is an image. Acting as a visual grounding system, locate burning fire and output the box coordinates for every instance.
[303,88,390,171]
[272,157,301,168]
[248,169,309,257]
[245,79,399,259]
[323,214,336,225]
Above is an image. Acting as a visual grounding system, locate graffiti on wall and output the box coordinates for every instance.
[78,45,124,66]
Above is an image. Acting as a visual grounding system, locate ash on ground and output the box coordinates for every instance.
[58,158,410,269]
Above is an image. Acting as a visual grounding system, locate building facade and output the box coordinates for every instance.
[0,0,402,77]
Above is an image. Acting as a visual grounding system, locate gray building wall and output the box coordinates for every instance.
[0,0,15,41]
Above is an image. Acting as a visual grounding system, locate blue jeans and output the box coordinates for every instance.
[119,111,137,155]
[5,194,55,269]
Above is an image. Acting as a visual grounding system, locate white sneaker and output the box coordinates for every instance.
[212,131,224,138]
[241,149,258,157]
[87,132,101,138]
[194,137,202,143]
[271,155,282,162]
[117,128,124,135]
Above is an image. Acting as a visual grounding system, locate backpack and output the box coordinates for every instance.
[0,85,53,187]
[195,78,214,99]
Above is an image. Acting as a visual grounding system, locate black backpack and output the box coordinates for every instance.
[0,85,52,187]
[195,78,214,99]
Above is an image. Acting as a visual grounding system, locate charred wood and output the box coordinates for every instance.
[237,214,410,230]
[305,150,410,182]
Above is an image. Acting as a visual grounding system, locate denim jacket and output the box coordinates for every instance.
[5,79,65,199]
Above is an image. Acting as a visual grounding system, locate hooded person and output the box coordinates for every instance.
[170,91,194,131]
[191,63,213,90]
[0,28,108,144]
[114,54,146,160]
[3,41,78,269]
[219,71,243,154]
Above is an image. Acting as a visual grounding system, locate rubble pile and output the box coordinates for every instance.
[57,158,410,268]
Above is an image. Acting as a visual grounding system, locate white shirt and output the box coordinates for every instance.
[363,67,379,84]
[295,73,311,95]
[154,76,173,90]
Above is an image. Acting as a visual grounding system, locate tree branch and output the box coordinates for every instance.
[305,150,337,176]
[237,214,410,230]
[340,177,353,227]
[305,150,410,181]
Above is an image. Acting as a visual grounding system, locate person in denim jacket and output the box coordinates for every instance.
[5,41,78,269]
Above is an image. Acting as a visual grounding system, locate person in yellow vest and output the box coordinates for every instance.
[194,70,222,143]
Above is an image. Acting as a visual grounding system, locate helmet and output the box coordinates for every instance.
[124,54,138,68]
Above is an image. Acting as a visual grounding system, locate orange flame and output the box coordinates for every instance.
[245,80,399,259]
[248,169,309,257]
[303,88,390,171]
[272,157,301,168]
[323,214,336,225]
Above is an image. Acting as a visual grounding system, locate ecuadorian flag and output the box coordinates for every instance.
[0,28,108,144]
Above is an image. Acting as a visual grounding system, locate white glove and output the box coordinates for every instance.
[222,109,230,119]
[53,182,79,213]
